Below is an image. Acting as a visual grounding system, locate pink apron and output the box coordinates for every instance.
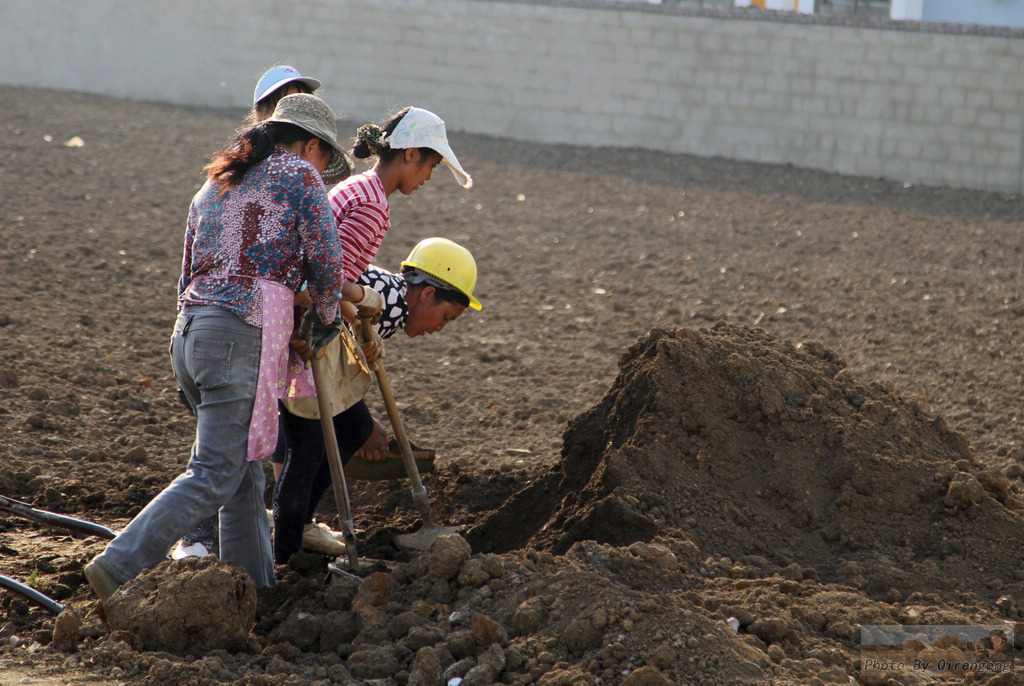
[180,276,317,463]
[248,279,316,461]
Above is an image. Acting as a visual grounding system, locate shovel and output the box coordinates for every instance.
[309,354,361,573]
[359,315,465,550]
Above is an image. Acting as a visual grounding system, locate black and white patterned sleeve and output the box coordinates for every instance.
[357,266,409,341]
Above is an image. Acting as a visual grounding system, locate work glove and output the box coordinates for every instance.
[293,305,342,364]
[354,318,385,363]
[355,285,383,325]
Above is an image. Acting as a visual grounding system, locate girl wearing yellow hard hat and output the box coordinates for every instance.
[360,236,482,338]
[271,237,481,561]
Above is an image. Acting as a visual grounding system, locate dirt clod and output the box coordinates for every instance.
[50,608,80,653]
[429,533,473,580]
[103,557,256,655]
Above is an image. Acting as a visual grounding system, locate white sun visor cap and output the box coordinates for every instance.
[382,107,472,188]
[253,65,321,106]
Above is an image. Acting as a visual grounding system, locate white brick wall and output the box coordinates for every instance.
[2,0,1022,192]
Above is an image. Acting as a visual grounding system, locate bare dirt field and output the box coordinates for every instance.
[2,85,1024,685]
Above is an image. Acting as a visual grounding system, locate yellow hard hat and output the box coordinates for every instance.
[401,237,482,311]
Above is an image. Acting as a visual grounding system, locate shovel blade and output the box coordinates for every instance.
[394,523,467,551]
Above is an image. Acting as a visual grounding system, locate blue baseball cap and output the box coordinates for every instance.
[253,65,321,106]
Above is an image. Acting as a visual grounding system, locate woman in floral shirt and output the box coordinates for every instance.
[84,94,375,599]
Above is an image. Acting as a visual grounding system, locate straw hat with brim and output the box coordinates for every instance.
[382,107,472,189]
[265,94,353,184]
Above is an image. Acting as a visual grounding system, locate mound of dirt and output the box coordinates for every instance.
[471,323,1024,601]
[103,557,256,655]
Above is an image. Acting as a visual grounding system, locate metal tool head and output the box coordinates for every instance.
[326,558,396,580]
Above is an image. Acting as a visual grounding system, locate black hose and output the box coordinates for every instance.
[0,495,116,540]
[0,574,63,615]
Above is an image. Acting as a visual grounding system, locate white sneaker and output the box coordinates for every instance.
[301,522,347,556]
[172,540,211,560]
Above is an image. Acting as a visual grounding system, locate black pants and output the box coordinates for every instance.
[271,399,373,564]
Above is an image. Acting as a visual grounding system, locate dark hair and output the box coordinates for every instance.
[352,106,438,164]
[204,121,320,190]
[246,81,316,126]
[402,267,470,308]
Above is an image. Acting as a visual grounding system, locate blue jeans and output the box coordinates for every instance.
[181,423,287,551]
[94,306,275,588]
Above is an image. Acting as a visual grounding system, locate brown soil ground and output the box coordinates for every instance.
[2,85,1024,685]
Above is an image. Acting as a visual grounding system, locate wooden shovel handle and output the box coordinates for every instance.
[310,355,361,571]
[359,315,433,520]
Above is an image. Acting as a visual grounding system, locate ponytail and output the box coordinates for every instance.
[204,122,318,191]
[352,106,431,163]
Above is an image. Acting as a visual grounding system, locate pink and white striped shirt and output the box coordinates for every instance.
[328,170,391,283]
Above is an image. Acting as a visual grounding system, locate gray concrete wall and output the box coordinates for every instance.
[2,0,1023,193]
